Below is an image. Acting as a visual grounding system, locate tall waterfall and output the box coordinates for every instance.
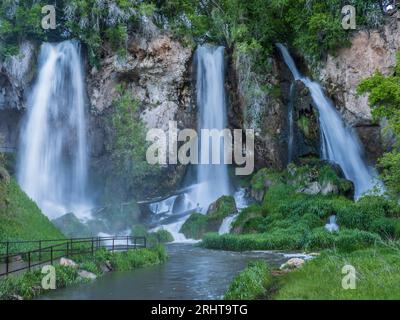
[148,45,233,242]
[277,44,381,198]
[287,82,296,163]
[18,40,91,219]
[191,45,231,211]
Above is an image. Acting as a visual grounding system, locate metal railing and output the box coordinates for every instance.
[0,236,146,277]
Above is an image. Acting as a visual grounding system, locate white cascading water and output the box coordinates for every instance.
[191,45,231,211]
[149,45,233,242]
[287,82,295,163]
[18,40,91,219]
[277,43,382,198]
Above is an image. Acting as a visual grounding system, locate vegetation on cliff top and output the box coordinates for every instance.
[358,53,400,196]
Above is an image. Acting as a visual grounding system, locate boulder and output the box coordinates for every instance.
[52,213,92,238]
[78,270,97,280]
[321,181,339,195]
[59,257,78,269]
[207,196,237,218]
[280,258,305,270]
[298,181,321,195]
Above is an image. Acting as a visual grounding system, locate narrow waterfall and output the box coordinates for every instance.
[287,82,296,163]
[18,40,91,219]
[277,44,381,198]
[148,45,233,242]
[192,45,231,211]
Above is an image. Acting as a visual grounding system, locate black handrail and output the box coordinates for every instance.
[0,236,147,277]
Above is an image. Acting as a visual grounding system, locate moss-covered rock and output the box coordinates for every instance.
[52,213,92,238]
[180,196,239,239]
[250,168,284,202]
[207,195,237,218]
[180,213,209,240]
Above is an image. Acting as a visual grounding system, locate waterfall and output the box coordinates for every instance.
[277,44,382,198]
[148,45,232,242]
[191,45,231,211]
[18,40,91,219]
[287,82,295,163]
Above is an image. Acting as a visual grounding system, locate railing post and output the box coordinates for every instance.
[28,251,31,271]
[50,246,53,265]
[70,238,73,256]
[91,237,94,255]
[144,237,147,248]
[134,238,137,249]
[6,241,9,274]
[112,238,114,253]
[38,240,42,262]
[66,242,69,257]
[126,236,129,250]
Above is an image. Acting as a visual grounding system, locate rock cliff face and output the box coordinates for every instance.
[0,41,37,149]
[226,49,287,170]
[87,20,195,199]
[319,14,400,162]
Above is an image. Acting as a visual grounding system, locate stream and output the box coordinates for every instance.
[39,244,289,300]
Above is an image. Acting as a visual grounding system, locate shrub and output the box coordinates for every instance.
[224,261,272,300]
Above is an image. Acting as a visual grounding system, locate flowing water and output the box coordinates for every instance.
[148,45,234,241]
[277,44,382,198]
[287,82,296,163]
[18,40,91,219]
[39,244,288,300]
[190,45,231,211]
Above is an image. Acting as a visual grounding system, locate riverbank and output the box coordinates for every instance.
[224,243,400,300]
[36,244,288,300]
[0,245,167,300]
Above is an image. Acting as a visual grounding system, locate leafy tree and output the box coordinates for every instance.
[358,53,400,195]
[108,86,160,198]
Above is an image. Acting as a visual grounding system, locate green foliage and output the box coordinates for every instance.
[224,261,272,300]
[0,0,46,58]
[108,86,160,199]
[180,213,209,240]
[357,53,400,195]
[0,178,65,254]
[275,245,400,300]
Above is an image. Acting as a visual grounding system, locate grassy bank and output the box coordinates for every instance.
[0,245,167,300]
[224,261,274,300]
[275,244,400,300]
[0,177,65,254]
[223,244,400,300]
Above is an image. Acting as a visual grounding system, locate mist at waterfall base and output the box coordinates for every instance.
[148,45,240,242]
[18,40,92,220]
[277,44,382,199]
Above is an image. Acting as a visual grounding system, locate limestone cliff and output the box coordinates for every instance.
[319,13,400,162]
[87,20,195,199]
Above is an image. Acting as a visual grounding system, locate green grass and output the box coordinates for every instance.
[0,178,65,254]
[224,261,273,300]
[0,246,167,300]
[202,228,381,253]
[274,244,400,300]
